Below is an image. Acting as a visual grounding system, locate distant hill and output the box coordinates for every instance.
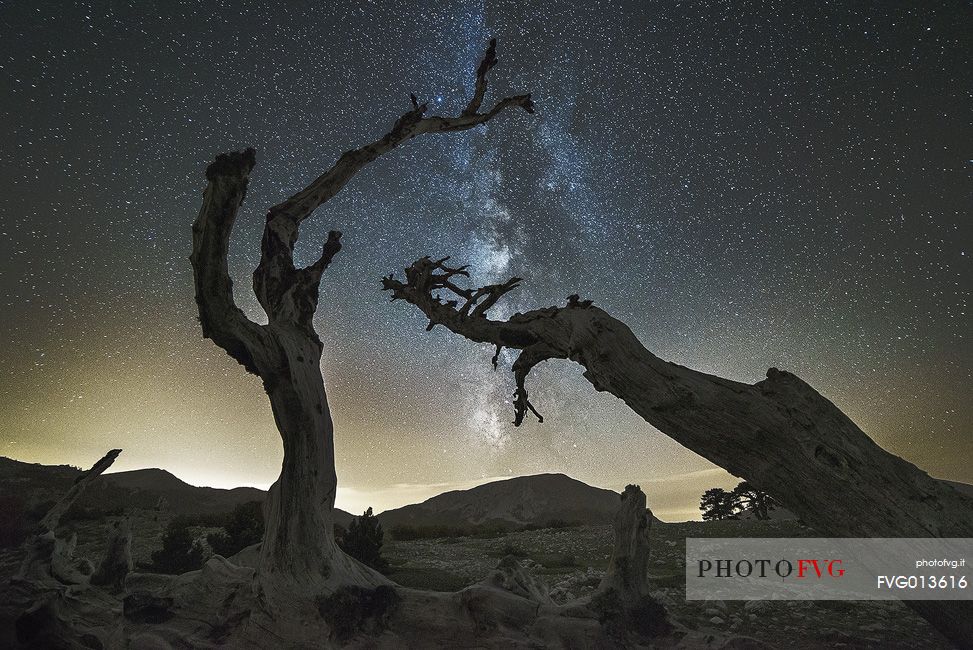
[6,455,967,532]
[96,468,266,516]
[0,457,354,524]
[0,456,86,507]
[376,473,621,530]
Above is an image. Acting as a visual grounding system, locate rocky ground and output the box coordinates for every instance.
[384,518,954,649]
[0,512,955,648]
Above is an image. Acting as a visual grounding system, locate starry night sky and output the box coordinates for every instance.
[1,1,970,520]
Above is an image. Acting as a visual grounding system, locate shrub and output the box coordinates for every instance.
[316,585,400,641]
[333,522,347,542]
[471,524,510,539]
[148,517,205,574]
[518,518,581,532]
[208,500,263,557]
[543,518,577,529]
[590,588,672,639]
[338,507,389,573]
[390,523,482,540]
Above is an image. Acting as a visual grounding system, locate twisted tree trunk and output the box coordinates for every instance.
[598,485,652,603]
[383,257,973,647]
[189,40,535,590]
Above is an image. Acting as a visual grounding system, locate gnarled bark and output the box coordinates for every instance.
[383,256,973,647]
[90,518,133,592]
[189,40,535,590]
[599,485,652,603]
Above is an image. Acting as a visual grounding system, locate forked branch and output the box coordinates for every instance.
[383,256,574,425]
[253,39,534,335]
[190,39,535,370]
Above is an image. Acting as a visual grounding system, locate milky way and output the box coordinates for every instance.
[1,1,969,520]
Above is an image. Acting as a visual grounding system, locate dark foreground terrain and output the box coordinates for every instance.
[0,457,959,648]
[382,519,951,649]
[0,511,952,648]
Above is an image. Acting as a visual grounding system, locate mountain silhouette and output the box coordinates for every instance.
[376,473,622,529]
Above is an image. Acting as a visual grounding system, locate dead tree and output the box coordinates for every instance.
[598,485,651,603]
[90,518,133,592]
[383,256,973,647]
[8,450,124,648]
[189,40,534,591]
[17,449,122,585]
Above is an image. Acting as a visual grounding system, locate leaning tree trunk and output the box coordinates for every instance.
[17,448,122,585]
[7,450,126,649]
[189,40,535,591]
[383,256,973,647]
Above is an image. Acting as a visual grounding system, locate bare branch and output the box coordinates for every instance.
[190,149,267,374]
[383,256,576,424]
[18,449,123,584]
[303,230,343,283]
[468,277,523,318]
[251,39,534,331]
[512,347,550,425]
[39,449,122,533]
[267,39,531,226]
[464,38,498,116]
[491,344,503,370]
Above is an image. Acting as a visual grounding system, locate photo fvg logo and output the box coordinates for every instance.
[687,538,971,601]
[697,558,845,579]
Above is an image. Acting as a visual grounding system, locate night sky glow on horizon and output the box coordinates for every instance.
[1,1,970,520]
